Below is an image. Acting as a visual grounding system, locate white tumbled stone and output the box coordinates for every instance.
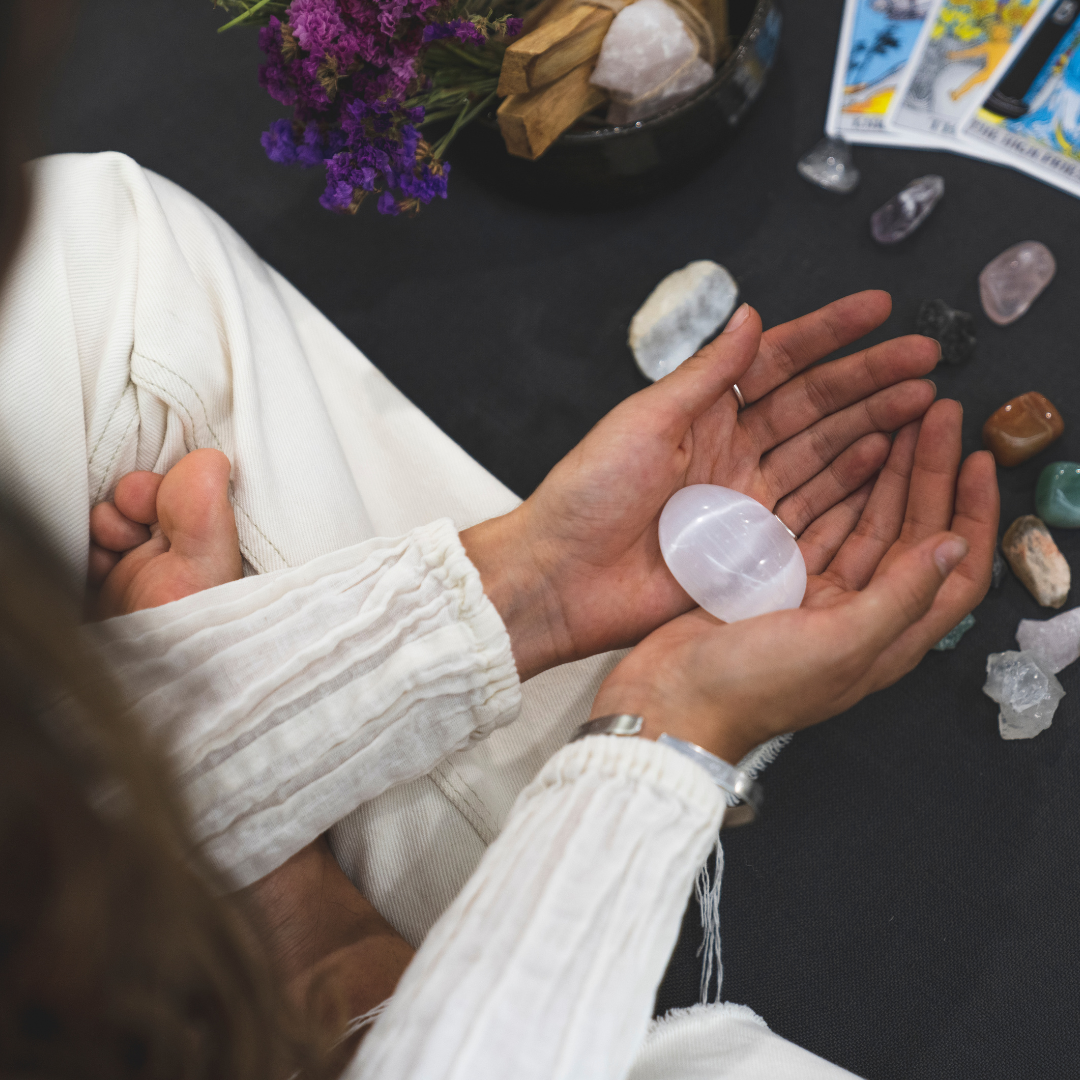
[629,260,739,381]
[659,485,806,624]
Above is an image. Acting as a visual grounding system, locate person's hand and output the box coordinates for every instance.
[463,292,941,680]
[588,399,999,764]
[88,449,243,619]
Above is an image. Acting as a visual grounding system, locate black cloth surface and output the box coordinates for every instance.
[43,2,1080,1077]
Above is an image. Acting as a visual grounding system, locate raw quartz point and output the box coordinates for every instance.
[629,260,738,381]
[915,299,976,365]
[1035,461,1080,528]
[870,175,944,245]
[591,0,713,126]
[979,242,1056,326]
[659,485,806,623]
[991,547,1009,589]
[1016,606,1080,675]
[933,612,975,651]
[797,137,860,194]
[981,391,1063,468]
[1002,515,1071,609]
[983,650,1064,741]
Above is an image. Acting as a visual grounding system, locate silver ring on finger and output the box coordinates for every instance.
[732,382,746,410]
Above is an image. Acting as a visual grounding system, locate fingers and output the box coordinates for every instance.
[798,479,875,577]
[735,290,893,404]
[758,377,936,505]
[741,334,940,454]
[774,432,889,536]
[89,499,152,552]
[821,420,921,590]
[896,398,964,544]
[641,304,762,437]
[114,470,165,525]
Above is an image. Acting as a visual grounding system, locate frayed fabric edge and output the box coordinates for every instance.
[649,1000,771,1036]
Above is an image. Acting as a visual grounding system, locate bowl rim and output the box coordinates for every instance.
[554,0,778,145]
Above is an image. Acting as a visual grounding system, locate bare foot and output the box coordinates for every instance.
[88,449,243,619]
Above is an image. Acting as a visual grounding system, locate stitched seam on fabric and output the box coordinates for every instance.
[91,406,141,504]
[86,373,133,472]
[231,501,286,573]
[132,350,223,449]
[429,759,499,845]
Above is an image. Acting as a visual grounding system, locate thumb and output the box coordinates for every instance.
[847,531,969,657]
[643,302,762,428]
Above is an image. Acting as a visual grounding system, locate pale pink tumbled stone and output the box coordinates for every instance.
[979,241,1056,326]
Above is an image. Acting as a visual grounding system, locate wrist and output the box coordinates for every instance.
[460,508,570,682]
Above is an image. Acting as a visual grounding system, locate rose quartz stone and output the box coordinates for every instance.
[979,242,1056,326]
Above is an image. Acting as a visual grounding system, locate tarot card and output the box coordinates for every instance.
[827,0,939,145]
[960,0,1080,195]
[889,0,1047,141]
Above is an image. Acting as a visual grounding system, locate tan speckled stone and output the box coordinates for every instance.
[1002,515,1070,609]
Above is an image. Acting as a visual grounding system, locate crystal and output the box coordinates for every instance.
[629,261,739,381]
[870,175,944,245]
[991,547,1009,589]
[932,612,975,651]
[592,0,713,125]
[1016,607,1080,675]
[981,391,1063,468]
[914,299,976,365]
[983,650,1064,740]
[797,137,860,194]
[979,241,1055,326]
[1002,515,1071,609]
[659,485,806,623]
[1035,461,1080,528]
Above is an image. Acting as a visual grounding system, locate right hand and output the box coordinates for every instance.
[588,399,999,764]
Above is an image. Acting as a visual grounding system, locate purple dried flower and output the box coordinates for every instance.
[505,17,523,36]
[261,118,299,163]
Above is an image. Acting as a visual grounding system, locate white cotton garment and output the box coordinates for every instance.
[0,151,618,943]
[353,735,727,1080]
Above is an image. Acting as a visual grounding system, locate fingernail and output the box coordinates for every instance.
[934,536,968,577]
[922,378,937,397]
[722,303,751,334]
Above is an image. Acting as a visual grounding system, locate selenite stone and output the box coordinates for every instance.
[1002,515,1071,609]
[915,299,976,365]
[870,175,944,245]
[659,485,806,623]
[981,391,1063,468]
[979,241,1056,326]
[983,650,1064,740]
[797,137,860,194]
[1016,606,1080,675]
[1036,461,1080,528]
[932,612,975,651]
[629,261,739,381]
[991,547,1009,589]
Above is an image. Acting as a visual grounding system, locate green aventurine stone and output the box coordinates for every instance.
[933,612,975,651]
[1036,462,1080,528]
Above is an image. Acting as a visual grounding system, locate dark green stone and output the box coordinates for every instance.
[1035,461,1080,528]
[932,612,975,651]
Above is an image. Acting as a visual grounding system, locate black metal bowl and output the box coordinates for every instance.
[450,0,781,209]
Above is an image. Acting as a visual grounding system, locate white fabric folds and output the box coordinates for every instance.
[86,518,521,887]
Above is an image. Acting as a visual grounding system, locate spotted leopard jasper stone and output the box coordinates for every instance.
[1002,515,1070,609]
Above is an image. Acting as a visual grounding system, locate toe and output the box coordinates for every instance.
[90,500,152,552]
[114,470,165,525]
[87,542,120,585]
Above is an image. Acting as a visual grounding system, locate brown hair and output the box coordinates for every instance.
[0,503,323,1080]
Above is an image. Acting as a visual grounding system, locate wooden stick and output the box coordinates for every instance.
[519,0,579,36]
[497,60,608,160]
[498,4,616,96]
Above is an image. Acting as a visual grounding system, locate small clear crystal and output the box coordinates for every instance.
[870,175,944,244]
[991,547,1009,589]
[1015,607,1080,675]
[983,650,1065,740]
[797,137,860,194]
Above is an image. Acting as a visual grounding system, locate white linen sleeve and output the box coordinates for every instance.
[352,735,726,1080]
[84,518,521,888]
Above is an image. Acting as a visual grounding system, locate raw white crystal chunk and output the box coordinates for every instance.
[983,650,1065,740]
[1015,606,1080,675]
[629,260,738,381]
[659,485,806,623]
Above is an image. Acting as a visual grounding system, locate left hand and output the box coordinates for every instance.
[464,292,941,679]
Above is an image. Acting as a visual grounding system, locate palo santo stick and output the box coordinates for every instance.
[520,0,579,36]
[497,59,607,160]
[498,4,616,96]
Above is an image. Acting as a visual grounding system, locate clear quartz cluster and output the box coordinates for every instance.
[1016,606,1080,675]
[983,650,1065,741]
[797,137,860,194]
[659,485,806,623]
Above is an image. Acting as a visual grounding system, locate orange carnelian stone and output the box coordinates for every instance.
[982,392,1064,468]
